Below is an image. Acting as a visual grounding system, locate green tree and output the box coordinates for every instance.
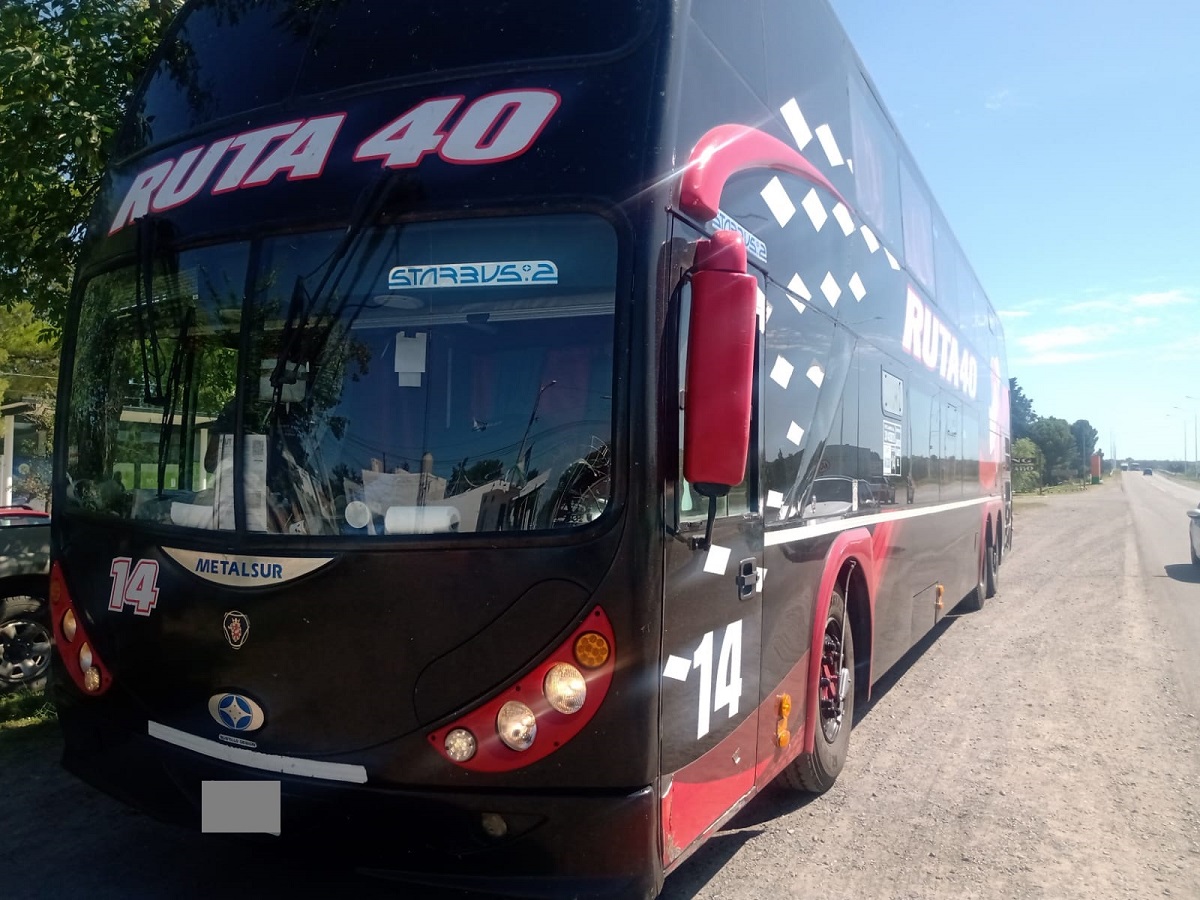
[0,1,183,327]
[1008,377,1037,442]
[1029,417,1077,485]
[1070,419,1099,477]
[0,302,58,403]
[1010,436,1043,493]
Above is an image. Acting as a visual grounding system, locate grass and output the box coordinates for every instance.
[0,687,57,732]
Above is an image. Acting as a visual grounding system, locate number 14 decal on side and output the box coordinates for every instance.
[108,558,161,617]
[663,620,744,740]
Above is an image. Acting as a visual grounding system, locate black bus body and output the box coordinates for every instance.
[51,2,1011,897]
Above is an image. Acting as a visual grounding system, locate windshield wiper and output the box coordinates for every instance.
[268,171,401,405]
[134,216,166,406]
[156,305,195,494]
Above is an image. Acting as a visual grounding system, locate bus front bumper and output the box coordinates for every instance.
[55,687,660,899]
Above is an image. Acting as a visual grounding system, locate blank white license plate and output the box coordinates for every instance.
[201,780,281,834]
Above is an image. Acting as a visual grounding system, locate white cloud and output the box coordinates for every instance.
[1061,299,1118,314]
[1017,323,1120,355]
[984,88,1031,111]
[985,89,1012,110]
[1015,349,1115,366]
[1130,289,1195,308]
[997,309,1032,319]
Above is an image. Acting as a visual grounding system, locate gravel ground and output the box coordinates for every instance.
[663,477,1200,899]
[3,477,1197,899]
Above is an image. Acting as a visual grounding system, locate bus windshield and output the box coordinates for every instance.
[65,213,617,537]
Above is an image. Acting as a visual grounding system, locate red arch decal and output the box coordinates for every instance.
[679,124,849,221]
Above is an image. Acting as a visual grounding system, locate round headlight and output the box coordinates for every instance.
[543,663,587,714]
[62,609,78,642]
[78,642,93,671]
[444,728,477,762]
[496,700,537,751]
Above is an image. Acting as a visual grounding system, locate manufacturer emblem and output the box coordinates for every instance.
[207,693,266,732]
[223,610,250,649]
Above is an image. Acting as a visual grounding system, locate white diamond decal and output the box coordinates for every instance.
[820,272,842,307]
[756,286,772,333]
[801,188,828,231]
[860,225,880,253]
[770,356,794,388]
[807,364,825,387]
[832,202,854,236]
[815,124,844,166]
[787,421,805,445]
[850,273,866,302]
[885,248,900,270]
[766,490,784,509]
[780,98,813,150]
[704,544,731,575]
[761,177,796,227]
[788,273,812,301]
[663,655,691,681]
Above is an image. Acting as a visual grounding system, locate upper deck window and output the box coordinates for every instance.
[117,0,656,158]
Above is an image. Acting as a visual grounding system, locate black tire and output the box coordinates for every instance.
[963,544,987,612]
[984,536,999,599]
[1191,541,1199,567]
[0,594,52,693]
[781,587,854,794]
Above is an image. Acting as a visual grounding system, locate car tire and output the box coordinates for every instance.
[780,587,854,794]
[0,594,53,693]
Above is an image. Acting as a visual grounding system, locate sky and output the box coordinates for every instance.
[829,0,1200,461]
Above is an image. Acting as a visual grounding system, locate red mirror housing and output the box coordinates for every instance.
[683,230,757,496]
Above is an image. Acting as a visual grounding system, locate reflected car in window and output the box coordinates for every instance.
[805,476,878,522]
[867,475,897,504]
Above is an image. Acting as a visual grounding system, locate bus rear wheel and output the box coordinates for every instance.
[985,536,999,599]
[781,587,854,794]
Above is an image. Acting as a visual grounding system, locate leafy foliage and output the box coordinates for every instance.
[0,1,182,328]
[1070,419,1099,477]
[0,302,58,403]
[1011,436,1043,493]
[1008,377,1036,442]
[1029,417,1078,485]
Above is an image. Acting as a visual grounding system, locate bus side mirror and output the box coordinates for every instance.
[683,230,757,499]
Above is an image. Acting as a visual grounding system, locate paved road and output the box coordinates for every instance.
[4,476,1198,898]
[1123,471,1200,716]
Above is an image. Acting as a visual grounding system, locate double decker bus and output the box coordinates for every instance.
[51,1,1011,896]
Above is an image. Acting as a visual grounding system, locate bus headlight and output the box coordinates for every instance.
[78,642,93,671]
[543,663,586,714]
[62,609,77,642]
[574,631,610,668]
[496,701,536,751]
[444,728,477,762]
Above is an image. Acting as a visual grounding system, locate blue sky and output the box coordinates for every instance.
[830,0,1200,461]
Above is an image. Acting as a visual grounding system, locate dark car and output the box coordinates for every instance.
[1188,502,1200,567]
[0,505,52,691]
[1143,467,1153,475]
[867,475,897,504]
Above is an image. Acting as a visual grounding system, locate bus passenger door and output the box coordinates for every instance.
[659,225,763,865]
